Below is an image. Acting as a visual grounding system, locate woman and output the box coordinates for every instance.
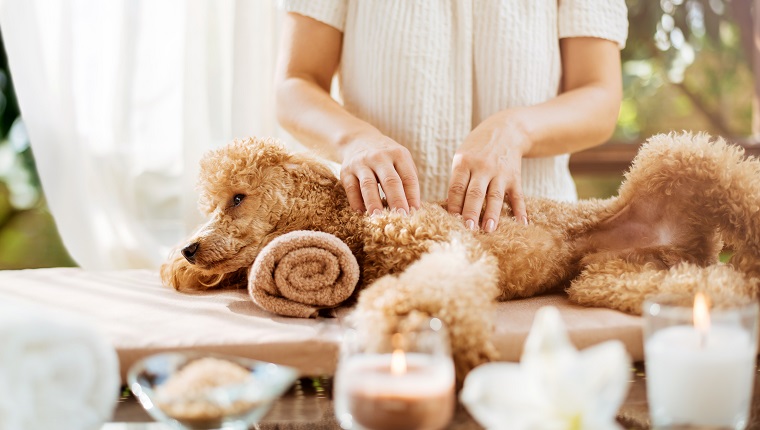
[275,0,627,233]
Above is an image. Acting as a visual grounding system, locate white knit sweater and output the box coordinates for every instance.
[281,0,628,202]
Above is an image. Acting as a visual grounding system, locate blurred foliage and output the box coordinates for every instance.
[0,0,756,263]
[615,0,754,142]
[0,30,75,269]
[583,0,754,198]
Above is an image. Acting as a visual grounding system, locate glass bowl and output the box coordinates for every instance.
[127,351,299,429]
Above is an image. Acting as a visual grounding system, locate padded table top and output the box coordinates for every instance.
[0,268,643,380]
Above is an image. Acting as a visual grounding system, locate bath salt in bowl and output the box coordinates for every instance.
[128,352,299,429]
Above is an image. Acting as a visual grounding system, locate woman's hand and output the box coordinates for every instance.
[447,112,531,232]
[446,38,624,233]
[340,132,421,215]
[275,13,420,216]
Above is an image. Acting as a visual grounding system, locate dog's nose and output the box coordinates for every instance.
[181,242,200,264]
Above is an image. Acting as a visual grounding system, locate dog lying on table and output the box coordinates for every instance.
[161,132,760,377]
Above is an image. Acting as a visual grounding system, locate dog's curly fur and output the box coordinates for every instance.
[161,132,760,378]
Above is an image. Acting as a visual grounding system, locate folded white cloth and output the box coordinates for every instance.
[0,300,120,430]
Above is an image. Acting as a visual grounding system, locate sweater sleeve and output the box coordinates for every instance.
[558,0,629,49]
[278,0,348,32]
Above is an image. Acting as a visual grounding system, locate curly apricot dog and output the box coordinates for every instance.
[162,132,760,376]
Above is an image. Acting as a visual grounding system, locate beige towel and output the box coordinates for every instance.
[248,230,360,318]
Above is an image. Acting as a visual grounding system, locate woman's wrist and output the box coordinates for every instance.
[335,126,385,158]
[477,108,533,157]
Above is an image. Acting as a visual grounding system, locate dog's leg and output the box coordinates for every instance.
[350,237,500,384]
[572,134,760,293]
[566,134,760,313]
[567,260,758,315]
[617,133,760,280]
[477,220,575,300]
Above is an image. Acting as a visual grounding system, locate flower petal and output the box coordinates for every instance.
[461,363,547,430]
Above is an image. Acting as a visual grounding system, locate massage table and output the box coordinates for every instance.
[0,268,643,381]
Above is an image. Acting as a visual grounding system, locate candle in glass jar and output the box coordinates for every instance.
[645,293,756,428]
[342,351,455,430]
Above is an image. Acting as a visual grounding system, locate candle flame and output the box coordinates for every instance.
[693,292,711,333]
[390,349,407,375]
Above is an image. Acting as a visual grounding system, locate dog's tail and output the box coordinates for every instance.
[619,132,760,280]
[349,235,500,383]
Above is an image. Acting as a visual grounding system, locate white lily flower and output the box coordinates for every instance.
[461,306,632,430]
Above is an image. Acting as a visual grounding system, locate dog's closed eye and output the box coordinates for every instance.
[232,194,246,207]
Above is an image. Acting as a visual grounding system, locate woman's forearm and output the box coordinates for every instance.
[501,83,621,158]
[449,37,622,227]
[276,76,383,162]
[279,73,620,161]
[499,37,623,158]
[275,13,421,213]
[275,12,384,163]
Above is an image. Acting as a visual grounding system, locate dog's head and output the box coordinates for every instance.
[162,137,337,290]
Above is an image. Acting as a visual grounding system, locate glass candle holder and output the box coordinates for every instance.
[334,317,455,430]
[643,293,759,429]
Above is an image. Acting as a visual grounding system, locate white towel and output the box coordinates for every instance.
[0,300,120,430]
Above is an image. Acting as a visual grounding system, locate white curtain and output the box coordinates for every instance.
[0,0,282,269]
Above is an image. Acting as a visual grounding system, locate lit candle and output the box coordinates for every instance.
[645,293,757,428]
[335,330,455,430]
[340,351,454,430]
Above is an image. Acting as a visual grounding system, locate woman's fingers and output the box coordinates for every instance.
[481,181,506,233]
[376,167,409,214]
[447,156,470,217]
[447,112,532,231]
[340,173,366,213]
[340,139,420,215]
[395,158,421,211]
[460,176,489,231]
[356,168,384,215]
[448,154,528,232]
[507,183,528,226]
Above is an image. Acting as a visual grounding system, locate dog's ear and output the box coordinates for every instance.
[242,138,337,187]
[283,152,338,187]
[231,137,333,182]
[240,137,291,168]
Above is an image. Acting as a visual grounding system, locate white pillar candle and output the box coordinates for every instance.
[644,293,759,429]
[646,324,755,428]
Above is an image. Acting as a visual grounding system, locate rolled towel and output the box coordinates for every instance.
[249,230,360,318]
[0,299,120,430]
